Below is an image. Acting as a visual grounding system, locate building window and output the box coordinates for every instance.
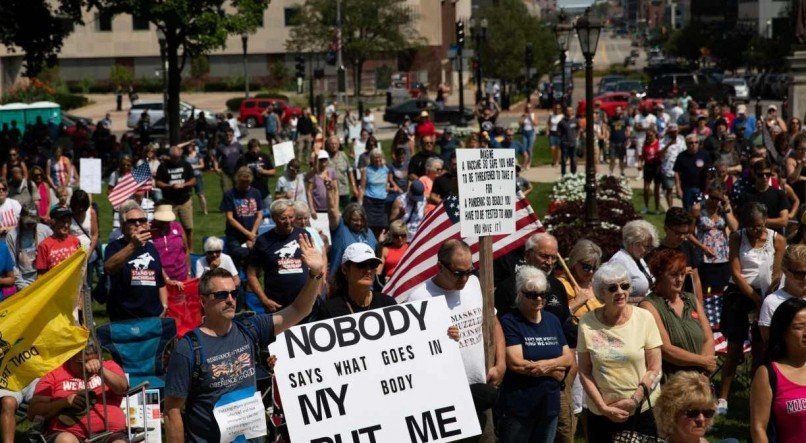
[96,12,113,32]
[132,14,150,31]
[284,7,301,27]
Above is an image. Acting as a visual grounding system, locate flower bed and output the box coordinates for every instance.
[544,174,639,259]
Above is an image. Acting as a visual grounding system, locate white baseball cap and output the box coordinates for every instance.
[341,242,382,266]
[317,150,330,160]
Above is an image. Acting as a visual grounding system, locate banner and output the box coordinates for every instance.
[269,298,481,443]
[165,278,202,338]
[0,250,89,390]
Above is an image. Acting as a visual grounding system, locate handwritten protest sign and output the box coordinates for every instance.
[269,298,481,443]
[456,148,516,237]
[272,141,296,167]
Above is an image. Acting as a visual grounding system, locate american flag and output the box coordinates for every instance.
[0,210,17,227]
[108,163,153,209]
[384,193,544,302]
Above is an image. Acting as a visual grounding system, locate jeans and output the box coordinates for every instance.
[560,143,577,175]
[522,129,536,157]
[682,186,701,210]
[499,413,559,443]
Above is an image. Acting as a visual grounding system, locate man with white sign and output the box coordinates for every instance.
[163,234,323,443]
[407,239,506,442]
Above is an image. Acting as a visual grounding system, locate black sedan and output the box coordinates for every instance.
[383,99,474,126]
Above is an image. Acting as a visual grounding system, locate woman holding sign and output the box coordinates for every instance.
[498,266,573,443]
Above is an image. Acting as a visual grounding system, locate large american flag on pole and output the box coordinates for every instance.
[108,163,153,209]
[384,193,544,302]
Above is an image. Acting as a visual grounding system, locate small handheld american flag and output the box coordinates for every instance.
[108,163,154,209]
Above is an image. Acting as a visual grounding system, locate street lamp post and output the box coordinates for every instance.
[241,32,249,98]
[575,8,602,224]
[156,28,168,142]
[470,18,487,105]
[554,10,572,108]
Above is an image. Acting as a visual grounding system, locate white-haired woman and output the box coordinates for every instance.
[358,148,390,237]
[195,236,240,287]
[420,156,444,215]
[578,262,663,443]
[606,219,659,304]
[498,266,573,443]
[291,200,328,253]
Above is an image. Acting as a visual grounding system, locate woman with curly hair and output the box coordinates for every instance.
[653,371,739,443]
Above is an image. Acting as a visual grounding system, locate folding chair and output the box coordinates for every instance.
[96,317,177,389]
[189,253,204,278]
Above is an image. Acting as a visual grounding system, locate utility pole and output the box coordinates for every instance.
[456,19,466,126]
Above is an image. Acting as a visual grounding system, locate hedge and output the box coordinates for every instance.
[53,92,89,111]
[225,92,291,112]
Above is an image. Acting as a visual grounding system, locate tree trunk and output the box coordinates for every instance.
[166,28,181,146]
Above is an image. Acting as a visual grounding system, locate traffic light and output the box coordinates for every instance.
[455,20,465,48]
[295,55,305,79]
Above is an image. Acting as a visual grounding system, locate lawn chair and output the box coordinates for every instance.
[96,317,177,389]
[189,253,204,278]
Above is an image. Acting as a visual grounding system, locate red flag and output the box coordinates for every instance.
[165,278,202,337]
[383,193,544,302]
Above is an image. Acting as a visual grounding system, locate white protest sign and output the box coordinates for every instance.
[348,123,362,142]
[269,298,481,443]
[272,141,296,167]
[212,388,268,443]
[456,148,516,237]
[79,158,102,194]
[311,212,331,244]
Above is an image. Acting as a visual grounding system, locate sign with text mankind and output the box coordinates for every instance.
[269,298,481,443]
[456,148,516,237]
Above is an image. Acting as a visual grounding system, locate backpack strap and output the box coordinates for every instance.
[233,320,259,361]
[185,330,206,390]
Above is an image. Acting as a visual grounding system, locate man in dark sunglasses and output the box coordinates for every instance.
[734,159,790,233]
[406,239,506,440]
[164,235,324,443]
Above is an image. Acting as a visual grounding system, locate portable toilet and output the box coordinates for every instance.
[0,103,28,132]
[26,101,61,127]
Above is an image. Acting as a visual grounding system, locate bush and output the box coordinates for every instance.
[225,92,291,112]
[190,56,210,79]
[109,64,134,87]
[52,92,89,110]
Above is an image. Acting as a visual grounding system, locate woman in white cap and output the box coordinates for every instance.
[765,105,787,132]
[151,202,189,288]
[307,150,337,215]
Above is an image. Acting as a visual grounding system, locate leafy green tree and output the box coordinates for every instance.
[287,0,423,97]
[110,64,134,86]
[90,0,266,144]
[0,0,84,77]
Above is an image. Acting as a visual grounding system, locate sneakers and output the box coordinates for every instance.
[716,398,728,416]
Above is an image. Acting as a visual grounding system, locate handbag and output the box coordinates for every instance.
[612,384,663,443]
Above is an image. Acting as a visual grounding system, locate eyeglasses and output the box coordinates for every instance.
[440,261,475,278]
[207,289,238,300]
[607,282,631,293]
[392,233,407,239]
[125,217,148,225]
[580,263,596,273]
[684,409,715,419]
[784,268,806,280]
[206,250,222,255]
[521,290,549,300]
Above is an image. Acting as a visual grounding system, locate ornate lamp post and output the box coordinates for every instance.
[575,8,602,223]
[554,10,572,107]
[241,32,249,98]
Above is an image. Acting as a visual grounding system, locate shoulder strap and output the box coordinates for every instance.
[185,331,205,388]
[234,320,259,360]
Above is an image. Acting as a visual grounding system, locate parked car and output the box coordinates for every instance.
[722,77,749,102]
[607,80,646,96]
[598,75,625,95]
[61,114,95,137]
[238,98,303,128]
[647,73,727,104]
[382,99,473,126]
[126,101,215,129]
[127,117,247,142]
[576,92,664,119]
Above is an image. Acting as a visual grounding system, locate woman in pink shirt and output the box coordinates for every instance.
[150,204,189,287]
[751,298,806,443]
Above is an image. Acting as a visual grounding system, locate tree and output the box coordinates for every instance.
[476,0,556,86]
[90,0,266,144]
[286,0,423,98]
[0,0,84,78]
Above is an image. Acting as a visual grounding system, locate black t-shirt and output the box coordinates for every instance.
[104,239,165,321]
[316,292,396,320]
[238,152,274,198]
[557,117,579,147]
[608,117,629,144]
[653,242,701,294]
[493,248,526,288]
[248,228,310,307]
[156,160,195,204]
[408,151,439,178]
[673,149,710,189]
[737,187,790,222]
[432,173,458,199]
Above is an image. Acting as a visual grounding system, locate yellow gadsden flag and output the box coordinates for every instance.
[0,249,89,391]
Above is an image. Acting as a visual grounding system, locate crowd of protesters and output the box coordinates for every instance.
[0,91,804,443]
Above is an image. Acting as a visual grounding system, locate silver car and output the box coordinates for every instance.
[126,101,216,128]
[722,77,749,102]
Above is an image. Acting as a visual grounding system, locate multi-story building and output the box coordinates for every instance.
[737,0,790,37]
[0,0,472,95]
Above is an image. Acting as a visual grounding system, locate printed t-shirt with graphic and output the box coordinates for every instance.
[33,360,127,438]
[499,309,567,418]
[237,152,274,199]
[577,307,662,415]
[156,160,194,205]
[407,275,486,384]
[5,224,52,289]
[34,235,80,272]
[0,198,21,228]
[103,239,165,321]
[165,314,275,443]
[220,187,263,243]
[248,227,309,307]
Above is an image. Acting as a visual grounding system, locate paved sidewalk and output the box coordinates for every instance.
[520,162,645,187]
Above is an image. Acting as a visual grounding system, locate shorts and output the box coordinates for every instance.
[0,378,39,404]
[193,174,204,195]
[642,163,662,183]
[515,143,528,155]
[661,175,676,190]
[549,135,561,147]
[173,199,194,230]
[609,142,626,158]
[720,283,757,343]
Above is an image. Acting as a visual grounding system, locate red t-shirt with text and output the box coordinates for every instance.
[35,235,80,271]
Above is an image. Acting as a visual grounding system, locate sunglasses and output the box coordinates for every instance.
[607,282,631,293]
[207,289,238,300]
[440,261,475,278]
[125,217,148,225]
[206,250,222,255]
[350,261,377,270]
[684,409,715,419]
[580,263,596,273]
[0,187,7,192]
[758,172,772,178]
[521,290,549,300]
[392,233,407,239]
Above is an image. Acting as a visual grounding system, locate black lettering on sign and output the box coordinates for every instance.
[285,302,429,358]
[333,356,368,376]
[288,367,323,388]
[297,384,348,425]
[428,339,442,355]
[405,406,461,442]
[381,345,414,365]
[380,374,413,395]
[311,424,382,443]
